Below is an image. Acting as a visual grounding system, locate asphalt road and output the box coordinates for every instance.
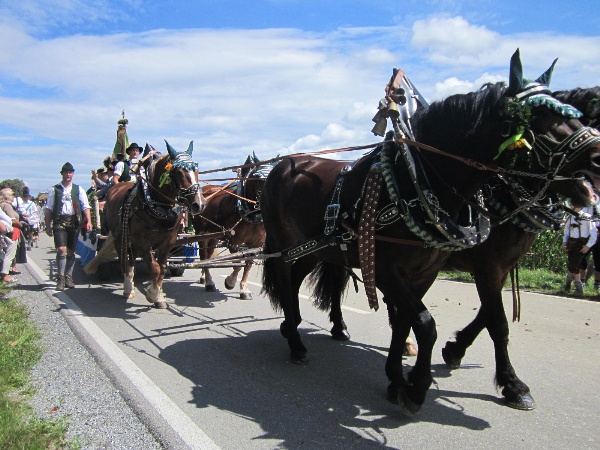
[21,233,600,449]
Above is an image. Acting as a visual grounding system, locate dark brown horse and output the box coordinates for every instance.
[260,50,600,415]
[191,154,274,299]
[85,141,205,308]
[437,86,600,410]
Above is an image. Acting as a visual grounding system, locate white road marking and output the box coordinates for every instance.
[27,259,221,450]
[235,278,371,315]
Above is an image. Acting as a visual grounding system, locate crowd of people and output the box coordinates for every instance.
[0,185,43,283]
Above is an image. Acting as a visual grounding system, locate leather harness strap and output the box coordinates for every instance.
[358,171,384,311]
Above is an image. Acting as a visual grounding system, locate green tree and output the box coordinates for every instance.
[520,230,567,273]
[0,179,25,197]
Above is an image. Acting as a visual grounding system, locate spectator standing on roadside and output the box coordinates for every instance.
[562,205,598,296]
[0,188,23,278]
[44,162,92,291]
[577,194,600,291]
[0,201,20,283]
[16,187,41,250]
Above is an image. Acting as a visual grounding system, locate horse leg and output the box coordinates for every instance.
[265,256,314,364]
[382,276,437,415]
[442,274,534,410]
[236,262,253,300]
[123,264,135,299]
[144,251,167,309]
[329,297,350,341]
[203,268,216,292]
[199,241,217,291]
[383,296,417,356]
[324,265,350,341]
[224,266,241,290]
[442,307,486,369]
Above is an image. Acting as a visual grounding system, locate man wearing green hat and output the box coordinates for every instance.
[44,162,92,291]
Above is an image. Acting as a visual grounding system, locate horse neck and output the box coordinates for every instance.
[408,86,508,208]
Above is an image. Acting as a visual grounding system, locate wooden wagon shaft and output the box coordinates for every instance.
[170,261,248,269]
[169,247,278,266]
[174,229,235,246]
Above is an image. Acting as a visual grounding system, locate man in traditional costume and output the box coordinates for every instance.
[44,162,92,290]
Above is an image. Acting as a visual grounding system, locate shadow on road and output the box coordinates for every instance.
[159,328,492,448]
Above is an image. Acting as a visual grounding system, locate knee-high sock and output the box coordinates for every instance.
[66,254,76,276]
[56,254,67,276]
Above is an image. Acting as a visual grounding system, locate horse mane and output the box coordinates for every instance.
[147,153,169,182]
[411,82,507,147]
[553,87,600,124]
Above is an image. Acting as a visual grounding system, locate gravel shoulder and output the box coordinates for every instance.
[9,263,163,450]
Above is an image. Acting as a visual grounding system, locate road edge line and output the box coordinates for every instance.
[26,259,220,450]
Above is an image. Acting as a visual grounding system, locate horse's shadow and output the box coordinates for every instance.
[158,327,492,448]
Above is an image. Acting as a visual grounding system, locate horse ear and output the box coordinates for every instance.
[187,141,193,156]
[252,151,259,163]
[165,140,177,159]
[506,48,523,96]
[535,58,558,86]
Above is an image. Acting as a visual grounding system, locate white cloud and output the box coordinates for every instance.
[1,12,599,195]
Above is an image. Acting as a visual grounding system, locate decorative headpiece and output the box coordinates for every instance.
[165,140,198,171]
[497,49,585,160]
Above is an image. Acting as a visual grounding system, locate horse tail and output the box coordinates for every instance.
[261,240,283,311]
[307,261,350,311]
[83,234,118,274]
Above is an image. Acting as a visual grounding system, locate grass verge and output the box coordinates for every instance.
[440,268,600,299]
[0,285,72,449]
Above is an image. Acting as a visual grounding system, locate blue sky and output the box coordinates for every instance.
[1,0,599,195]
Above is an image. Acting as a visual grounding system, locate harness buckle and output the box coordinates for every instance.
[324,204,341,235]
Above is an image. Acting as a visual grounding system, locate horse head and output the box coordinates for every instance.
[237,152,278,223]
[162,140,206,215]
[497,49,600,207]
[411,49,600,212]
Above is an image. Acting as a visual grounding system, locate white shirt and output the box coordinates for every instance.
[20,199,41,227]
[44,183,91,216]
[0,208,13,233]
[563,206,598,247]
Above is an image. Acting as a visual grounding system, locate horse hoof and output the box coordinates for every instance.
[387,385,422,416]
[291,351,309,365]
[331,327,351,341]
[123,291,135,299]
[403,342,418,357]
[505,393,536,410]
[199,277,206,284]
[239,292,252,300]
[224,279,235,290]
[442,344,462,369]
[205,284,217,292]
[154,301,168,309]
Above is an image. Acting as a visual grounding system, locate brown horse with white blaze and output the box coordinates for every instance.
[85,141,205,308]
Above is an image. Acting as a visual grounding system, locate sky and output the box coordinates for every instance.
[0,0,599,196]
